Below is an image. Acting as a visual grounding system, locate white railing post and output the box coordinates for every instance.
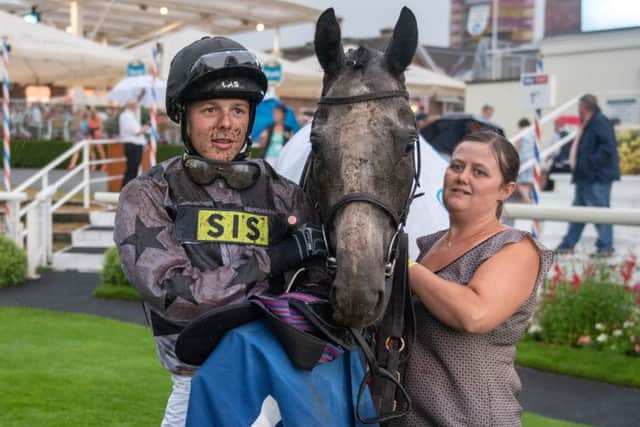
[83,139,91,208]
[26,199,41,278]
[6,199,23,248]
[39,189,54,264]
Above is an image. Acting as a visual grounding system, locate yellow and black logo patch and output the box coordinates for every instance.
[196,209,268,246]
[175,206,273,247]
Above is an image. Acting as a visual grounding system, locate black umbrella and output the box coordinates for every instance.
[420,113,504,156]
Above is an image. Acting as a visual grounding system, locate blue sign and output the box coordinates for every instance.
[126,61,147,77]
[263,62,283,83]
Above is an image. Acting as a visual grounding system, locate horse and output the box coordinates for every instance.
[309,7,419,329]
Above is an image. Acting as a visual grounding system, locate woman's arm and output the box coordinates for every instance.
[410,237,540,333]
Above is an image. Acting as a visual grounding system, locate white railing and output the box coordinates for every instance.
[503,204,640,226]
[0,138,126,276]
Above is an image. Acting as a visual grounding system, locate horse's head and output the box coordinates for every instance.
[310,8,418,328]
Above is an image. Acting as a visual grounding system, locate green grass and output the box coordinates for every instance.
[0,307,169,427]
[93,284,141,301]
[517,340,640,388]
[522,412,589,427]
[0,307,591,427]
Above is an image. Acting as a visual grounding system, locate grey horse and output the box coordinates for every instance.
[309,7,419,328]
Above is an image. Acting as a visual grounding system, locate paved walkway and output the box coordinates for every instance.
[2,271,639,427]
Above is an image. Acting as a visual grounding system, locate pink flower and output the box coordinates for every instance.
[634,344,640,353]
[577,335,591,345]
[552,263,565,284]
[572,273,582,290]
[620,254,637,285]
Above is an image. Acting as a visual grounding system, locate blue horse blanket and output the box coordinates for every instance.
[186,320,379,427]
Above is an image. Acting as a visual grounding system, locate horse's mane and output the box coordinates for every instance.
[345,46,373,70]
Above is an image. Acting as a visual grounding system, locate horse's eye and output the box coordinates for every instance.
[403,130,418,155]
[404,138,416,155]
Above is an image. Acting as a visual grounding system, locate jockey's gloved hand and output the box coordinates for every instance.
[267,224,328,275]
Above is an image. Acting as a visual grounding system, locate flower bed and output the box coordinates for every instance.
[527,253,640,357]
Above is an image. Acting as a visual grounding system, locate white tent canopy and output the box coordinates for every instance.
[0,0,322,48]
[128,27,322,98]
[292,52,466,99]
[0,10,134,86]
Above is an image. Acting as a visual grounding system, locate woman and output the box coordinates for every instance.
[394,131,553,426]
[259,104,294,166]
[67,110,89,170]
[87,108,108,172]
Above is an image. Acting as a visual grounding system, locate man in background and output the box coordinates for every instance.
[480,104,494,121]
[119,92,148,188]
[556,94,620,257]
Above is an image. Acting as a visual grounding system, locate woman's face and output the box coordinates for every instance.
[443,141,513,218]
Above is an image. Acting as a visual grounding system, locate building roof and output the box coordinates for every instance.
[0,0,322,47]
[276,33,476,81]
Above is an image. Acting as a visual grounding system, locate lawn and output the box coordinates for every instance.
[0,307,169,427]
[0,307,588,427]
[516,340,640,388]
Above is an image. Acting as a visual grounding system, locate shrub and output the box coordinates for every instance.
[100,247,132,287]
[617,128,640,175]
[0,236,28,287]
[531,262,640,356]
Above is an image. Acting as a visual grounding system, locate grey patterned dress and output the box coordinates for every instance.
[392,228,553,427]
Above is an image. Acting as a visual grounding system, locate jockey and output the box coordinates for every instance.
[114,36,326,427]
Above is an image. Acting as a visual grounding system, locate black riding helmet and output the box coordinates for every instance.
[166,36,268,159]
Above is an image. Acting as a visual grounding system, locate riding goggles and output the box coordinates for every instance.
[189,50,262,76]
[183,155,261,189]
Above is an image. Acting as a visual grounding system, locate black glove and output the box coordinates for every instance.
[267,224,328,275]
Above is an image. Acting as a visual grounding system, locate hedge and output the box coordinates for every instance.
[2,140,264,169]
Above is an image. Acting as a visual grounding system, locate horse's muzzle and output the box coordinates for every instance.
[330,280,385,328]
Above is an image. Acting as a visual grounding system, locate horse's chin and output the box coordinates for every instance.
[330,283,385,329]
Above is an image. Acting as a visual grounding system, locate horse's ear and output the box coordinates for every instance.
[383,7,418,75]
[314,8,344,75]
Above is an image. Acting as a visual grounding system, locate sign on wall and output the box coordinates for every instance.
[521,73,556,111]
[262,61,283,85]
[467,2,491,36]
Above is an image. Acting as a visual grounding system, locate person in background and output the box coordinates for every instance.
[259,104,294,166]
[67,110,89,169]
[29,103,43,139]
[119,92,149,188]
[513,118,536,204]
[556,94,621,257]
[88,107,108,172]
[480,104,494,121]
[393,131,553,427]
[415,112,428,132]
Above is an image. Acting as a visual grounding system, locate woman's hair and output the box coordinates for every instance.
[452,130,520,218]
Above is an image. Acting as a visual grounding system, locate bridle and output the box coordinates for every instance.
[301,88,422,424]
[304,89,422,283]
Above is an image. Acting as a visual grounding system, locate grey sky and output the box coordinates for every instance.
[232,0,451,51]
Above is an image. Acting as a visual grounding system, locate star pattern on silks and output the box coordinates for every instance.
[121,216,166,263]
[162,275,198,309]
